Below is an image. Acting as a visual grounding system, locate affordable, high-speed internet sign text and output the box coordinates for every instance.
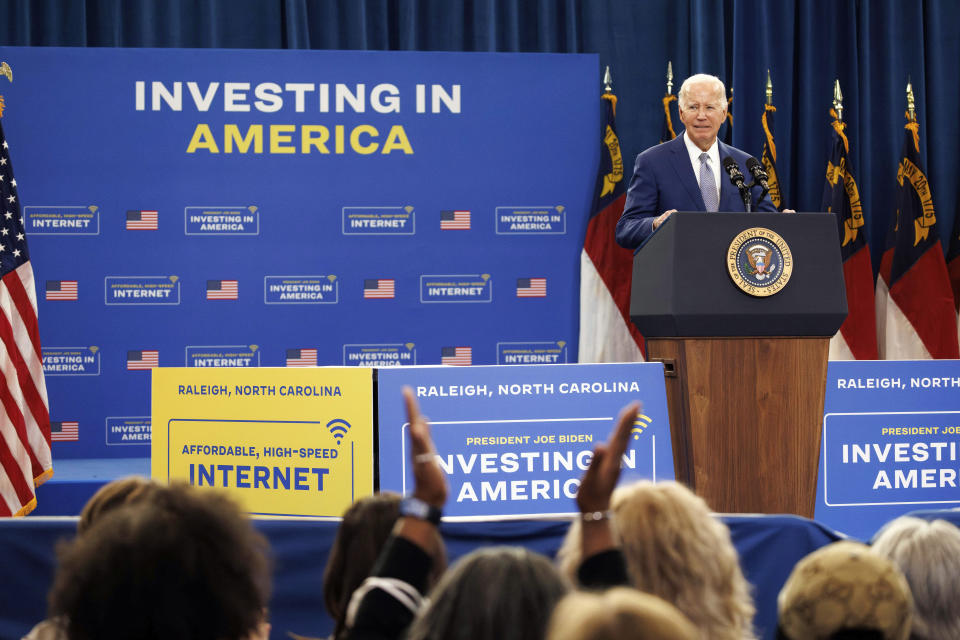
[152,367,373,517]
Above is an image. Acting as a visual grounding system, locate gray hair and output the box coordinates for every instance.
[872,517,960,640]
[407,546,569,640]
[677,73,726,111]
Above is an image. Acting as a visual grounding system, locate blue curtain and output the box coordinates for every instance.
[1,0,958,269]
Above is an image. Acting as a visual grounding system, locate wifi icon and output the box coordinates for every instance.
[631,414,653,439]
[326,418,352,445]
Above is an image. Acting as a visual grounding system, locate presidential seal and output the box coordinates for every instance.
[726,227,793,297]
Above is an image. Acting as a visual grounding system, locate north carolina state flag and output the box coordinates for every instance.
[946,206,960,345]
[875,116,959,359]
[821,111,877,360]
[578,90,644,362]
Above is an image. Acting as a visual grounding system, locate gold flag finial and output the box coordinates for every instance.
[603,65,612,93]
[906,77,916,121]
[833,79,844,122]
[666,61,674,95]
[765,69,773,106]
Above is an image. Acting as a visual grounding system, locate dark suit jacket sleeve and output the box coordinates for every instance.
[754,188,779,213]
[615,151,659,250]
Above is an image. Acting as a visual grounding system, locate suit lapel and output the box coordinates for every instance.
[667,135,706,211]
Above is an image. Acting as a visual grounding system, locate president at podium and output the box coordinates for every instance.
[615,73,778,250]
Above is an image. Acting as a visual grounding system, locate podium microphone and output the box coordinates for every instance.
[745,157,770,198]
[722,156,752,212]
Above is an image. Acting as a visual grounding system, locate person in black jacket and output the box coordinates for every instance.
[345,391,640,640]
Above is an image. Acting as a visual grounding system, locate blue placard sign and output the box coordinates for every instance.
[815,360,960,540]
[184,206,260,236]
[185,345,260,367]
[104,276,181,305]
[342,206,415,235]
[106,417,151,446]
[377,363,673,519]
[42,347,101,376]
[495,206,567,234]
[25,206,100,235]
[342,343,416,366]
[419,274,493,303]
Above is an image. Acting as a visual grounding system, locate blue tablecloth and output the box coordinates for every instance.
[0,512,851,640]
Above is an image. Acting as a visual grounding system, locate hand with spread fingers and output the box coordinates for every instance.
[403,386,447,509]
[576,401,639,558]
[577,401,639,514]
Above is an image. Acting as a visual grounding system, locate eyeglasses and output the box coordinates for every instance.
[682,103,722,115]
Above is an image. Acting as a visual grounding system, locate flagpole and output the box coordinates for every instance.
[833,79,843,122]
[906,78,916,122]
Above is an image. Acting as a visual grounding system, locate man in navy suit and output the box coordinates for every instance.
[615,74,780,250]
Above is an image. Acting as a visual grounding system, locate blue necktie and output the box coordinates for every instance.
[699,152,718,211]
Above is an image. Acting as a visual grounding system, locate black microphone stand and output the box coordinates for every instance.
[740,185,752,213]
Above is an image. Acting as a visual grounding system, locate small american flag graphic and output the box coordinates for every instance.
[363,279,395,299]
[127,350,159,370]
[50,421,79,442]
[440,210,471,230]
[286,348,318,367]
[126,210,158,230]
[516,277,547,297]
[45,280,78,301]
[441,346,472,366]
[207,279,239,300]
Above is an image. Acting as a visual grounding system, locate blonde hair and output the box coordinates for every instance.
[872,517,960,640]
[547,587,698,640]
[677,74,726,112]
[557,481,756,640]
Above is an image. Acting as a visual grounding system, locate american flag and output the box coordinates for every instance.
[0,117,53,517]
[441,346,472,366]
[363,278,395,299]
[126,209,158,230]
[45,279,78,301]
[440,210,471,230]
[127,350,159,370]
[516,277,547,297]
[286,348,317,367]
[206,279,238,300]
[50,421,79,442]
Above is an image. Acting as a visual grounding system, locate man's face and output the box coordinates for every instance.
[679,82,726,151]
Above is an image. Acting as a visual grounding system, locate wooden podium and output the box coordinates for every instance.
[630,212,847,517]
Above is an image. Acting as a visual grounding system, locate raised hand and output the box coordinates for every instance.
[576,401,639,514]
[403,386,447,508]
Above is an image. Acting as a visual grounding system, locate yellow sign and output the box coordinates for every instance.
[152,367,374,517]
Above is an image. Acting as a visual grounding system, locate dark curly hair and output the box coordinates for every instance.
[49,483,271,640]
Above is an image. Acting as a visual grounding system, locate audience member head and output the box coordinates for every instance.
[557,480,756,640]
[49,483,271,640]
[871,517,960,640]
[77,475,160,535]
[776,540,912,640]
[546,587,698,640]
[323,493,445,639]
[406,546,569,640]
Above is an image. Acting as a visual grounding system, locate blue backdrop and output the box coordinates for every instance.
[0,46,596,460]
